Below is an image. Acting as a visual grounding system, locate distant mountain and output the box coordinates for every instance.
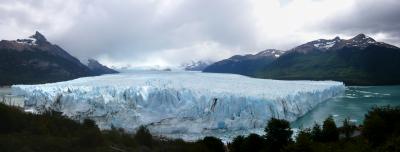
[285,34,397,54]
[86,59,119,75]
[203,49,284,76]
[181,60,214,71]
[256,34,400,85]
[0,31,114,85]
[111,64,174,72]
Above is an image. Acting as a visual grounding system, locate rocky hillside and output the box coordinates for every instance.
[203,49,283,76]
[204,34,400,85]
[0,31,117,85]
[86,59,119,75]
[256,34,400,85]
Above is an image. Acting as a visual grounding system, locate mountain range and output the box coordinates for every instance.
[86,59,119,75]
[204,34,400,85]
[2,32,399,86]
[203,49,283,76]
[0,31,118,85]
[181,60,214,71]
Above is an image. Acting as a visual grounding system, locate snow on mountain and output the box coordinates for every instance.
[203,49,284,76]
[295,36,342,52]
[341,34,377,49]
[225,49,284,61]
[181,61,214,71]
[292,34,399,54]
[255,49,284,57]
[12,71,345,140]
[312,39,338,50]
[0,31,96,85]
[11,31,51,46]
[15,38,37,45]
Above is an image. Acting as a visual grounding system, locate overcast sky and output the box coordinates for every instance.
[1,0,399,68]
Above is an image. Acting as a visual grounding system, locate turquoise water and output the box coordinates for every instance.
[292,85,400,128]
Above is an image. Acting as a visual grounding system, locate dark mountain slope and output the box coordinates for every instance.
[203,49,283,76]
[86,59,119,75]
[256,34,400,85]
[0,32,96,85]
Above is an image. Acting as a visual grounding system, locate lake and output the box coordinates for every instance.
[292,85,400,128]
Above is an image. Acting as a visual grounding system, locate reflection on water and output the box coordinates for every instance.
[292,85,400,128]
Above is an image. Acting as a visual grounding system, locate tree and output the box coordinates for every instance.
[200,136,225,152]
[134,126,153,148]
[79,119,104,147]
[296,129,313,151]
[362,106,400,146]
[342,118,356,139]
[321,116,339,142]
[228,135,244,152]
[83,119,97,129]
[284,129,313,152]
[379,136,400,152]
[311,123,322,142]
[243,134,265,152]
[264,118,293,151]
[0,103,27,133]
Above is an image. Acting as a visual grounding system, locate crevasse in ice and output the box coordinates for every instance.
[12,71,345,140]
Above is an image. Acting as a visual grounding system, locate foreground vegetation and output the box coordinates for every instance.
[1,103,399,152]
[228,106,400,152]
[0,103,225,152]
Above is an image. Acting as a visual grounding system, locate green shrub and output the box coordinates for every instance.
[321,116,339,142]
[199,136,225,152]
[264,118,293,151]
[341,118,356,139]
[228,135,245,152]
[362,106,400,146]
[311,123,322,142]
[134,125,153,148]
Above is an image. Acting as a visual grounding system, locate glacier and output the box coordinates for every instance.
[12,71,345,141]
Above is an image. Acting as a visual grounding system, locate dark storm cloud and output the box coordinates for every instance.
[1,0,399,67]
[54,0,258,65]
[318,0,400,45]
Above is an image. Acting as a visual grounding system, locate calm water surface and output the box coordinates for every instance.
[292,85,400,128]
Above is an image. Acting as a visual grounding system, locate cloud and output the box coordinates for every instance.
[316,0,400,46]
[0,0,81,38]
[0,0,399,67]
[56,0,258,67]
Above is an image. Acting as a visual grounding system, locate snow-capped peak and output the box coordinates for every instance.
[16,38,37,45]
[181,60,214,71]
[14,31,48,46]
[337,33,379,49]
[352,33,368,40]
[256,49,284,57]
[313,40,336,49]
[333,36,341,41]
[309,37,343,50]
[29,31,48,45]
[293,33,394,53]
[349,33,376,44]
[310,33,379,50]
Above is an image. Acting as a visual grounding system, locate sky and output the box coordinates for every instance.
[1,0,400,68]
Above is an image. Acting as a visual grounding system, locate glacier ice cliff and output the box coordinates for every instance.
[12,71,345,140]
